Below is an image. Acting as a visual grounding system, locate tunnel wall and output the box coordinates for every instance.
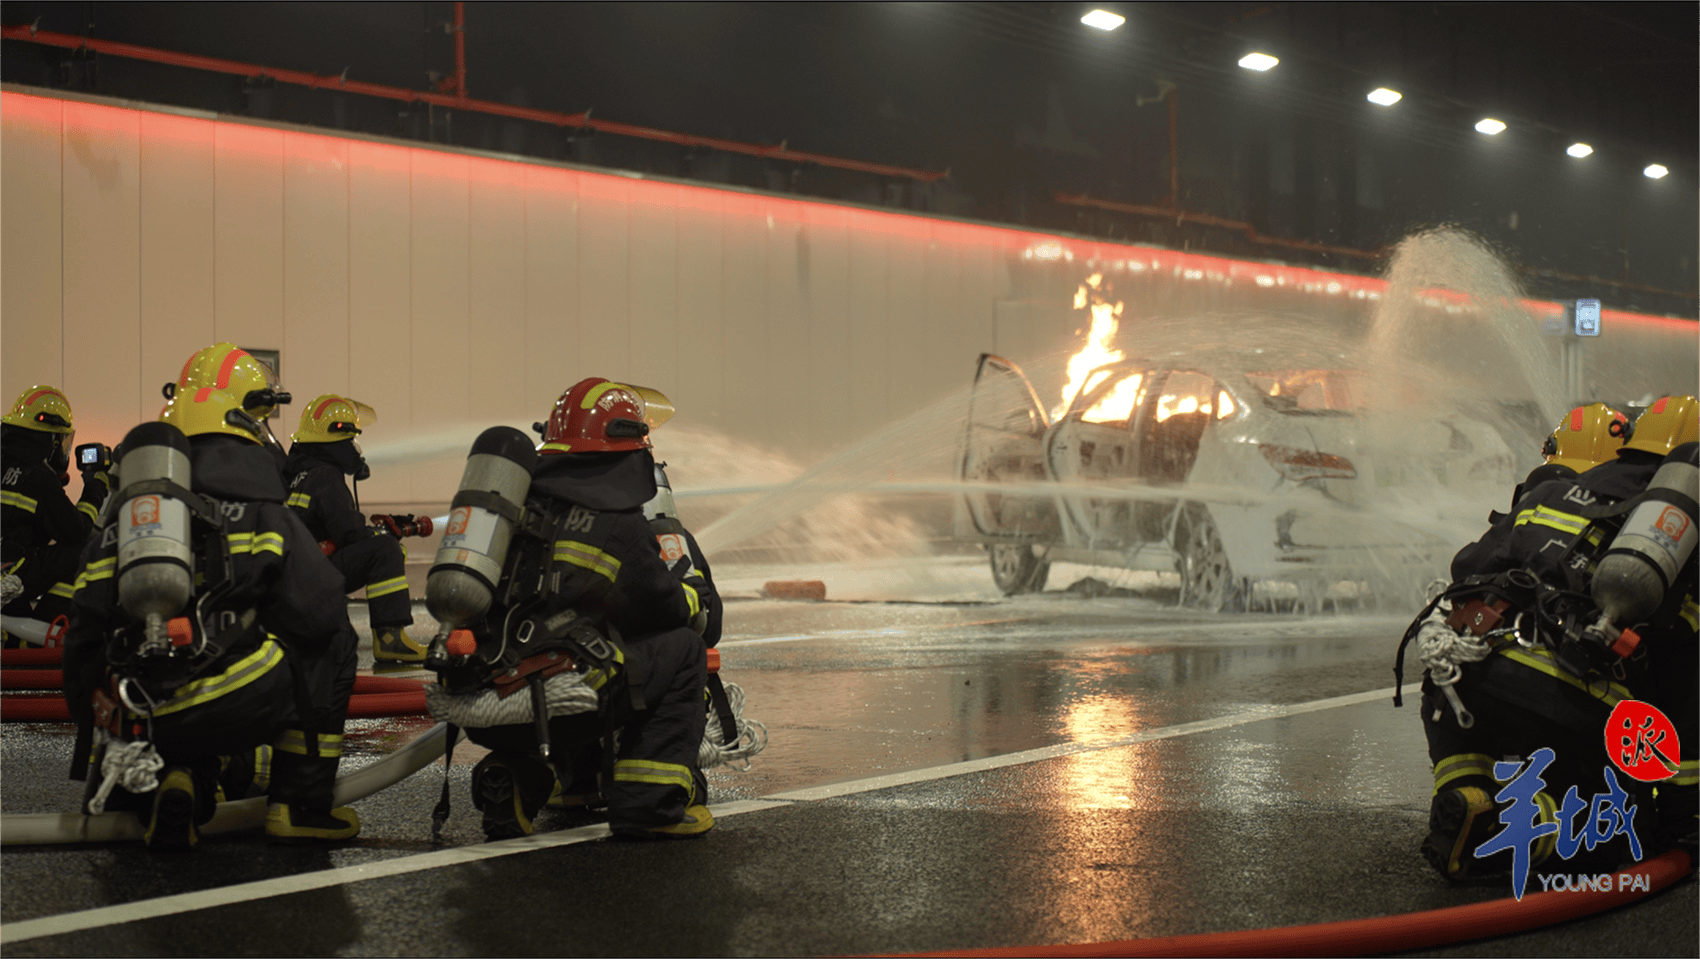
[4,86,1694,507]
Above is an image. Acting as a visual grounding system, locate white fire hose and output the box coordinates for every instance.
[0,723,461,846]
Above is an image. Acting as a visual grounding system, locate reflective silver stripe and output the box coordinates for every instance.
[366,575,409,599]
[553,540,621,584]
[1432,752,1496,793]
[150,640,285,718]
[275,729,345,757]
[77,501,99,521]
[1513,505,1587,534]
[1,490,37,513]
[682,582,701,617]
[48,581,74,599]
[286,492,311,510]
[252,531,285,557]
[613,758,696,802]
[73,557,117,593]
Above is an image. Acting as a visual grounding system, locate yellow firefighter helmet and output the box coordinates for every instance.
[159,344,290,443]
[1541,403,1631,473]
[1623,395,1700,456]
[292,394,375,444]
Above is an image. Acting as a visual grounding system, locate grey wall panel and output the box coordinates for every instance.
[467,156,528,426]
[2,95,64,414]
[61,99,140,444]
[282,131,351,430]
[212,124,284,368]
[407,150,472,502]
[138,112,216,424]
[346,140,414,505]
[521,165,580,426]
[674,189,727,429]
[3,89,1693,509]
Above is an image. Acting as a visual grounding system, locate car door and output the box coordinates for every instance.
[958,353,1057,540]
[1043,364,1151,547]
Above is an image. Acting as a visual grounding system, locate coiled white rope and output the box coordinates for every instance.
[699,681,768,771]
[1414,600,1493,728]
[86,736,165,815]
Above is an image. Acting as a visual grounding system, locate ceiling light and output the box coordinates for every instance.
[1367,87,1402,106]
[1567,143,1593,158]
[1081,9,1125,30]
[1474,118,1506,135]
[1238,52,1279,72]
[1644,164,1669,179]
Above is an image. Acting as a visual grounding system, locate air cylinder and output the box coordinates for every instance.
[426,426,537,629]
[114,422,196,639]
[1591,443,1699,625]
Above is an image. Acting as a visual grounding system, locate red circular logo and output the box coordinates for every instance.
[1606,700,1681,783]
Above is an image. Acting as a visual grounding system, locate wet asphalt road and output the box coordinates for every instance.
[1,567,1694,956]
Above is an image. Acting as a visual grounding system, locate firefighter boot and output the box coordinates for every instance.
[1422,786,1556,881]
[472,754,553,841]
[612,767,714,840]
[143,767,199,851]
[266,803,361,844]
[372,626,429,672]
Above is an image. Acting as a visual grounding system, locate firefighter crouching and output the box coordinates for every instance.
[1403,395,1699,880]
[424,378,719,841]
[2,385,112,635]
[61,344,362,848]
[284,394,430,670]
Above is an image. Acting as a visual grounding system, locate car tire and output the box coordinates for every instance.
[1177,504,1237,612]
[989,543,1049,595]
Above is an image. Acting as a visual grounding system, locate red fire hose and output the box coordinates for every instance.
[0,674,428,721]
[890,849,1693,958]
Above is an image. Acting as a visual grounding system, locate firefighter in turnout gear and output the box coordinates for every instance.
[61,344,362,848]
[2,385,111,634]
[425,378,720,841]
[284,395,426,671]
[1407,394,1699,881]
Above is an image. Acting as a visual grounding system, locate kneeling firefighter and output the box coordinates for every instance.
[285,395,431,670]
[424,378,720,840]
[2,385,112,634]
[61,344,362,848]
[1398,395,1699,881]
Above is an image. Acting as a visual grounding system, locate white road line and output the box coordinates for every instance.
[0,799,790,946]
[764,684,1419,801]
[0,685,1415,945]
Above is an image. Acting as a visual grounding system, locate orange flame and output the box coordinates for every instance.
[1056,274,1139,421]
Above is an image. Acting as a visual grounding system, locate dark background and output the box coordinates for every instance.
[3,1,1695,316]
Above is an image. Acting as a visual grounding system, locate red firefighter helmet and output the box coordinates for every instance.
[539,378,673,455]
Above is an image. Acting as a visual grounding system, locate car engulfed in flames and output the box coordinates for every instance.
[955,348,1521,611]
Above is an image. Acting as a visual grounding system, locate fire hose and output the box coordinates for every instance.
[0,673,428,720]
[891,849,1693,957]
[0,721,461,846]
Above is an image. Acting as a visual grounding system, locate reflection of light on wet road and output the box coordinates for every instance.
[1058,694,1148,810]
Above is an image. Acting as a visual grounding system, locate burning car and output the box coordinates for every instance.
[955,345,1521,611]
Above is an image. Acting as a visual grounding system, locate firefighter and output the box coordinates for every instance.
[1495,403,1632,519]
[1415,394,1699,880]
[284,395,427,671]
[1,385,111,634]
[428,378,716,841]
[61,344,361,848]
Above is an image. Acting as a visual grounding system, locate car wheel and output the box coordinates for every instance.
[990,543,1050,595]
[1177,504,1235,612]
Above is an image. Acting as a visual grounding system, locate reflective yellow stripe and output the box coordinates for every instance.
[553,540,621,584]
[1513,505,1586,535]
[73,557,117,593]
[252,531,285,557]
[48,581,74,599]
[1673,760,1699,787]
[77,501,99,522]
[226,532,255,554]
[366,575,409,599]
[286,492,312,510]
[253,745,273,793]
[1680,599,1698,632]
[150,640,285,718]
[539,442,573,453]
[1,490,38,513]
[682,581,701,618]
[1496,645,1630,706]
[1433,752,1496,793]
[276,729,345,758]
[613,758,696,802]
